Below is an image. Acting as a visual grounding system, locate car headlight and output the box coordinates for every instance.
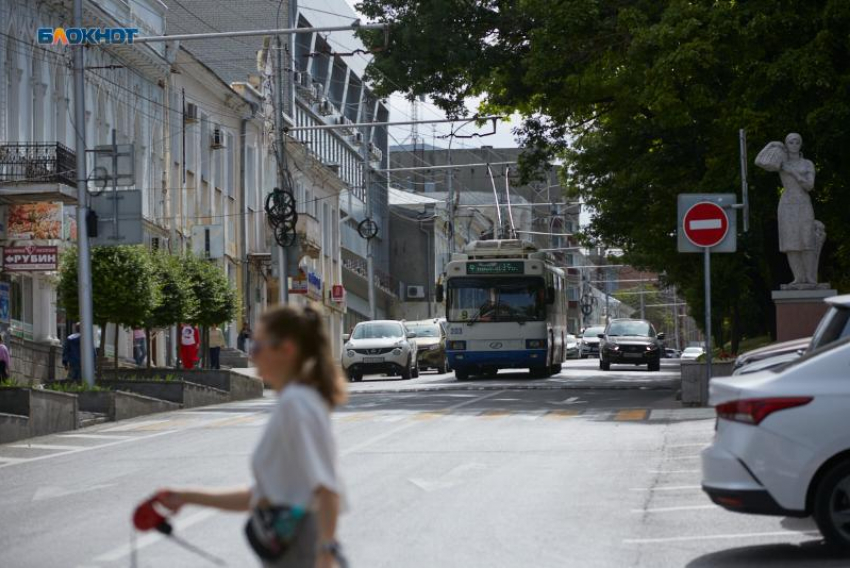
[346,350,355,358]
[646,345,657,351]
[392,348,402,356]
[428,344,441,351]
[609,344,619,351]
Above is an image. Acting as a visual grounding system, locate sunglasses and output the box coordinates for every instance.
[249,339,279,357]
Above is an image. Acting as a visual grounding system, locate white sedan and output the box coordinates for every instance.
[701,337,850,551]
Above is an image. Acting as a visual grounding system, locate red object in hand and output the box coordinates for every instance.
[133,492,172,532]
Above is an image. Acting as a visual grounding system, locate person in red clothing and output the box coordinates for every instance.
[179,324,200,369]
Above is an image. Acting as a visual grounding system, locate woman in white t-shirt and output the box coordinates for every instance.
[158,306,347,567]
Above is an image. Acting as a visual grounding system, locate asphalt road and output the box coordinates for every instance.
[0,359,846,568]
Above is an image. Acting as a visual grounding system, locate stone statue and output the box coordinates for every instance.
[755,133,826,289]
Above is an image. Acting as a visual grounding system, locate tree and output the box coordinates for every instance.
[58,246,158,373]
[182,255,239,367]
[145,251,199,367]
[358,0,850,349]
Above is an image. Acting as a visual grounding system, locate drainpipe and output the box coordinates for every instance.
[418,213,432,318]
[240,102,258,331]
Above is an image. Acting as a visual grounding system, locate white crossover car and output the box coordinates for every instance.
[701,336,850,551]
[342,320,418,382]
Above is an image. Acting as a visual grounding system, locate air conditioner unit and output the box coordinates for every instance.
[406,285,426,300]
[292,71,303,86]
[318,99,334,116]
[314,83,325,99]
[350,131,364,145]
[368,142,383,163]
[184,102,199,123]
[211,127,225,149]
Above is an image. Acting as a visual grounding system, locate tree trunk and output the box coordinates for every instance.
[200,326,208,369]
[113,324,119,370]
[146,328,152,369]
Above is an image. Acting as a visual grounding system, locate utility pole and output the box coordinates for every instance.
[639,287,645,319]
[361,126,376,320]
[274,35,288,305]
[672,285,681,351]
[73,0,95,386]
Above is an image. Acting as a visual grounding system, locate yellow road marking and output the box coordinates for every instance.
[614,409,649,421]
[413,410,449,421]
[339,413,369,423]
[132,419,190,431]
[545,409,581,419]
[207,414,263,428]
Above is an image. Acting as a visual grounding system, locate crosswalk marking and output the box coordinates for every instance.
[10,443,84,451]
[544,409,581,419]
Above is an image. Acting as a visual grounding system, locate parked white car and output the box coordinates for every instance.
[342,321,419,382]
[701,337,850,550]
[680,346,705,360]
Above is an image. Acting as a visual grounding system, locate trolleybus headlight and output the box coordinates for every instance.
[526,339,547,349]
[448,341,466,350]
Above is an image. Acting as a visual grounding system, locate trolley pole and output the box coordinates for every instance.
[275,35,288,305]
[73,0,96,385]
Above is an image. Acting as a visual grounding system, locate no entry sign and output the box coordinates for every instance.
[683,201,729,248]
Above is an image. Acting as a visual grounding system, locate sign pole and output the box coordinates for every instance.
[704,246,712,381]
[73,0,96,386]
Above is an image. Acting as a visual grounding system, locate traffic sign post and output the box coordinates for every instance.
[678,194,737,383]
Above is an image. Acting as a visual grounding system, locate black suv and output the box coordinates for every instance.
[598,319,665,372]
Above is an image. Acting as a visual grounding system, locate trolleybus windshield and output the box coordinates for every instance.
[447,277,546,323]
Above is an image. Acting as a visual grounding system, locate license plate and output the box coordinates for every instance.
[363,357,384,364]
[624,352,643,359]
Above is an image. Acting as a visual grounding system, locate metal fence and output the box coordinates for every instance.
[0,143,76,186]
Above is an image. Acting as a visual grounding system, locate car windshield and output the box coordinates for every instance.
[447,277,545,322]
[683,347,703,354]
[405,323,441,337]
[809,306,850,352]
[352,322,404,339]
[607,321,654,337]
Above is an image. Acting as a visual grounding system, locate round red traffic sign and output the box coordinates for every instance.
[683,201,729,248]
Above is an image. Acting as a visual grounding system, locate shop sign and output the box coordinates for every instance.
[0,282,9,323]
[3,245,59,271]
[307,271,322,299]
[7,202,63,240]
[331,284,345,303]
[289,268,308,295]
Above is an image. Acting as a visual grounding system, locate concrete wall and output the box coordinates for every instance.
[183,382,230,408]
[114,391,180,421]
[103,369,263,402]
[227,372,264,401]
[681,361,736,407]
[77,391,113,415]
[97,379,229,408]
[9,337,65,385]
[0,388,78,443]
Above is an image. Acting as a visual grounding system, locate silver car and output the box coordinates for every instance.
[342,320,419,382]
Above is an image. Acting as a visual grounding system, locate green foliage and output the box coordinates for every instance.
[148,251,198,329]
[358,0,850,343]
[58,246,159,330]
[0,378,21,388]
[43,381,109,393]
[181,254,239,327]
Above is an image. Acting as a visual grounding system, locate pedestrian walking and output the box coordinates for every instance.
[209,323,225,370]
[62,324,82,381]
[133,328,146,367]
[179,324,199,369]
[155,306,348,567]
[238,322,253,354]
[0,335,10,381]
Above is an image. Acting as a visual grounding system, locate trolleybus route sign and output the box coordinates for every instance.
[466,261,524,275]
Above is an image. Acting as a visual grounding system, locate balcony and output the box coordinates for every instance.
[296,213,322,258]
[0,143,78,204]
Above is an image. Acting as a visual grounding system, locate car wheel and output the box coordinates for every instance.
[599,358,610,371]
[648,358,660,372]
[454,368,469,381]
[347,370,362,382]
[550,363,562,375]
[412,363,420,378]
[813,459,850,552]
[401,361,412,381]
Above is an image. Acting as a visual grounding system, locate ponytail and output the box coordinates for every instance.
[260,305,347,408]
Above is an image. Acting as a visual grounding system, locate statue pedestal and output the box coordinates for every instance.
[772,288,837,341]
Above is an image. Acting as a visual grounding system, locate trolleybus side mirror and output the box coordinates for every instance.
[546,286,556,305]
[435,284,444,303]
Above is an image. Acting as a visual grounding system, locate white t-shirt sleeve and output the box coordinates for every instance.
[283,396,340,496]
